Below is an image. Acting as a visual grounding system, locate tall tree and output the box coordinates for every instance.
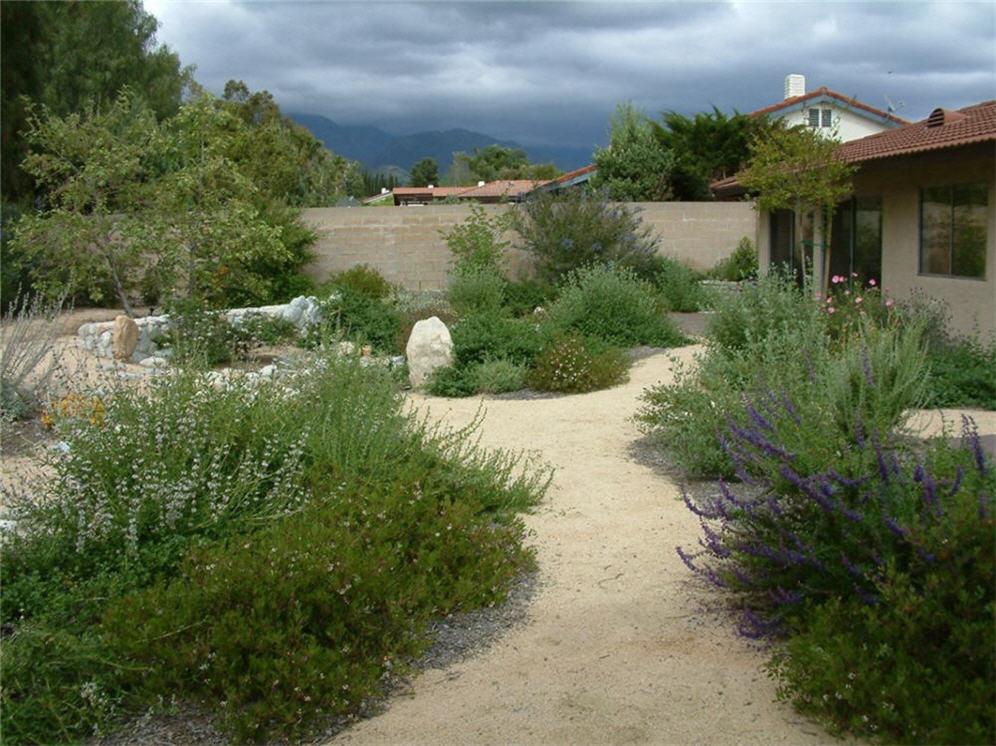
[450,144,560,183]
[651,106,772,201]
[1,0,189,204]
[410,157,440,187]
[591,103,673,201]
[739,124,856,293]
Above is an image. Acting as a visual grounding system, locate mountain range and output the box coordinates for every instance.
[287,112,595,178]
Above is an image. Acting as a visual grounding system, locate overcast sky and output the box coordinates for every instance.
[145,0,996,150]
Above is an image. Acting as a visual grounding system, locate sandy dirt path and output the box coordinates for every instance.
[329,346,834,746]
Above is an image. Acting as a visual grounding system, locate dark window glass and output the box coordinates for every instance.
[821,108,832,127]
[920,183,987,278]
[808,109,820,127]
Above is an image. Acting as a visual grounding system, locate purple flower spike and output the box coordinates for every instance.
[883,514,909,538]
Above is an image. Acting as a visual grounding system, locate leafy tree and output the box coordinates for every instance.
[361,169,399,196]
[410,157,440,187]
[591,103,673,201]
[451,144,560,183]
[9,90,307,311]
[739,124,856,293]
[651,107,772,201]
[1,0,188,204]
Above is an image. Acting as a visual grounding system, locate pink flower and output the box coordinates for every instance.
[826,296,834,304]
[852,271,859,277]
[855,296,863,304]
[815,293,822,300]
[885,298,895,308]
[844,290,850,296]
[828,307,836,314]
[869,279,877,286]
[832,275,842,284]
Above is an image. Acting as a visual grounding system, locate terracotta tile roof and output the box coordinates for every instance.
[391,186,469,198]
[836,100,996,163]
[553,164,597,184]
[457,179,550,199]
[749,86,909,127]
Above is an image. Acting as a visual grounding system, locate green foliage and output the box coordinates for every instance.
[101,476,533,742]
[162,299,246,367]
[639,255,706,312]
[410,157,440,187]
[447,266,508,317]
[541,264,685,348]
[707,237,758,281]
[650,107,772,201]
[427,358,528,397]
[451,314,542,368]
[451,144,560,183]
[443,204,514,275]
[1,353,550,743]
[306,288,404,354]
[513,188,660,282]
[739,124,856,291]
[333,264,395,299]
[923,333,996,409]
[1,0,188,203]
[503,277,558,318]
[636,274,928,477]
[591,103,673,201]
[526,333,629,394]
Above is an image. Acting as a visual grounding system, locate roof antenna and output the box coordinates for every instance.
[884,94,905,114]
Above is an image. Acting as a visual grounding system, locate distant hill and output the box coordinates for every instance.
[287,112,594,176]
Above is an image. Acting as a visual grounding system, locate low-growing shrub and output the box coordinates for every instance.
[1,352,551,743]
[447,266,507,317]
[541,264,685,349]
[639,255,705,313]
[707,236,757,282]
[442,204,513,275]
[162,298,250,367]
[526,333,629,394]
[101,473,534,742]
[305,288,403,354]
[332,263,395,299]
[451,313,541,368]
[503,277,558,318]
[923,333,996,409]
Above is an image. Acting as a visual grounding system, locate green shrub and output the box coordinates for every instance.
[526,333,629,394]
[1,352,550,743]
[451,313,541,368]
[639,255,705,312]
[447,265,507,317]
[923,334,996,409]
[541,264,685,349]
[237,311,300,346]
[333,263,395,299]
[513,188,659,282]
[162,298,250,367]
[427,364,479,397]
[101,473,534,742]
[305,288,403,354]
[764,427,995,744]
[472,358,528,394]
[706,236,757,281]
[442,204,513,275]
[503,277,558,318]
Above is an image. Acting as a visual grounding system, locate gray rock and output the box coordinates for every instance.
[139,356,170,368]
[406,316,453,389]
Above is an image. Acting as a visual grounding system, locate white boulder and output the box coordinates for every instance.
[405,316,453,389]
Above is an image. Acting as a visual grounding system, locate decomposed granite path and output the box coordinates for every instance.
[328,345,834,746]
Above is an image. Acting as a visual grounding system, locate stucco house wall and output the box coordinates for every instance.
[775,106,897,142]
[854,144,995,338]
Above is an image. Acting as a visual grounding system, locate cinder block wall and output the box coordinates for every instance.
[301,202,758,290]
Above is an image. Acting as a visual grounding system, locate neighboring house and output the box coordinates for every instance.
[363,179,550,206]
[750,74,909,142]
[531,164,598,194]
[754,99,996,338]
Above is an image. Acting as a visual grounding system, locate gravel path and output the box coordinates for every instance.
[327,346,834,745]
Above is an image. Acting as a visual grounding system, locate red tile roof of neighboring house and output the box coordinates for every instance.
[457,179,550,199]
[391,186,469,198]
[553,164,597,184]
[749,86,909,126]
[836,100,996,163]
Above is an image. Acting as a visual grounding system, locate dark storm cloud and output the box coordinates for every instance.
[147,1,995,149]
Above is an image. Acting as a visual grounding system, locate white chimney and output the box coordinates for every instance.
[785,74,806,99]
[380,187,388,194]
[427,184,434,189]
[477,180,485,187]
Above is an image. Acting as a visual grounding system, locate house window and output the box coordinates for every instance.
[808,108,833,128]
[920,183,988,279]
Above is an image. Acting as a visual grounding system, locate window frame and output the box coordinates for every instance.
[918,181,989,280]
